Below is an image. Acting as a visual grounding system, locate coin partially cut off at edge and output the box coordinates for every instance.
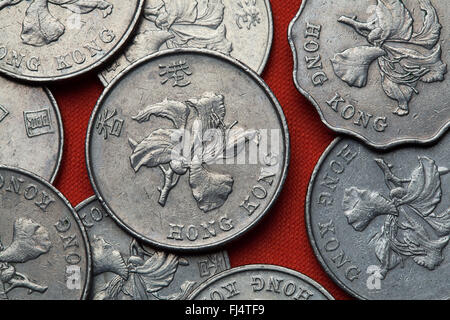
[288,0,450,149]
[0,75,63,182]
[76,196,231,300]
[0,166,91,300]
[306,133,450,299]
[187,264,335,300]
[98,0,274,85]
[86,49,290,251]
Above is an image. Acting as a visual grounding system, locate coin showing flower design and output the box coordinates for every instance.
[0,167,91,299]
[86,49,289,251]
[306,133,450,299]
[0,75,63,182]
[187,264,334,300]
[289,0,449,149]
[76,196,231,300]
[99,0,273,85]
[0,0,144,82]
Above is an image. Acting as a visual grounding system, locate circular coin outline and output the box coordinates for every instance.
[86,48,290,252]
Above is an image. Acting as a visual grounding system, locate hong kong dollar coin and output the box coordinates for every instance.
[0,0,144,82]
[288,0,449,149]
[86,49,290,251]
[0,167,91,300]
[188,264,334,300]
[0,75,63,182]
[76,196,231,300]
[99,0,274,85]
[306,133,450,299]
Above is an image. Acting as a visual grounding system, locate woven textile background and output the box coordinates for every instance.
[51,0,350,300]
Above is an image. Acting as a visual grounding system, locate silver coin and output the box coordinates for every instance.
[306,133,450,299]
[0,166,91,300]
[98,0,273,85]
[86,49,290,251]
[0,0,144,82]
[76,196,231,300]
[187,264,334,300]
[0,75,63,182]
[288,0,449,149]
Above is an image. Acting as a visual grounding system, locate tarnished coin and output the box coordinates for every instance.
[0,167,91,300]
[188,264,334,300]
[0,75,63,182]
[76,196,231,300]
[86,49,289,251]
[0,0,144,82]
[99,0,273,85]
[306,134,450,299]
[288,0,449,149]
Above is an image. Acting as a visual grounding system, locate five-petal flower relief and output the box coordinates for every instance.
[331,0,447,116]
[342,157,450,279]
[0,0,113,47]
[129,92,260,213]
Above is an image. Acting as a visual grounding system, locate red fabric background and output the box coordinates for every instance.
[50,0,351,300]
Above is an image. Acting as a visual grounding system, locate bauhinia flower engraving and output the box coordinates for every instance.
[331,0,447,116]
[342,157,450,279]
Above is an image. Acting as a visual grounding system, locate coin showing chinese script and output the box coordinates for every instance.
[187,264,334,300]
[0,167,91,300]
[76,196,230,300]
[288,0,449,149]
[86,49,289,251]
[99,0,273,85]
[306,133,450,300]
[0,0,144,82]
[0,76,63,182]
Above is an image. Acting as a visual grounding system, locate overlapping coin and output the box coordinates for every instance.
[86,49,289,251]
[306,133,450,299]
[0,0,144,82]
[188,264,334,300]
[289,0,449,149]
[76,196,231,300]
[0,75,63,182]
[0,166,91,300]
[99,0,274,85]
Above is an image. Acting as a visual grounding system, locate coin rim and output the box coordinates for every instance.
[187,264,335,300]
[287,0,450,150]
[86,48,290,252]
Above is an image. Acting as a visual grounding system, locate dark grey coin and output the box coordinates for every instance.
[76,196,231,300]
[0,166,91,300]
[99,0,273,85]
[306,134,450,300]
[86,49,289,251]
[0,75,63,182]
[188,264,334,300]
[289,0,449,149]
[0,0,144,82]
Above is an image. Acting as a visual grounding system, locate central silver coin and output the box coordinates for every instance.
[86,49,290,251]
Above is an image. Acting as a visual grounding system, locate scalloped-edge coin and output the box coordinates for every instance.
[187,264,334,300]
[0,166,91,300]
[0,75,63,182]
[306,134,450,299]
[288,0,450,149]
[98,0,274,85]
[0,0,144,82]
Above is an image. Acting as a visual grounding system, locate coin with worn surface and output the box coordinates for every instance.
[0,76,63,182]
[86,49,289,251]
[0,0,144,82]
[289,0,449,149]
[188,264,334,300]
[99,0,273,85]
[0,167,91,300]
[306,134,450,300]
[76,196,230,300]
